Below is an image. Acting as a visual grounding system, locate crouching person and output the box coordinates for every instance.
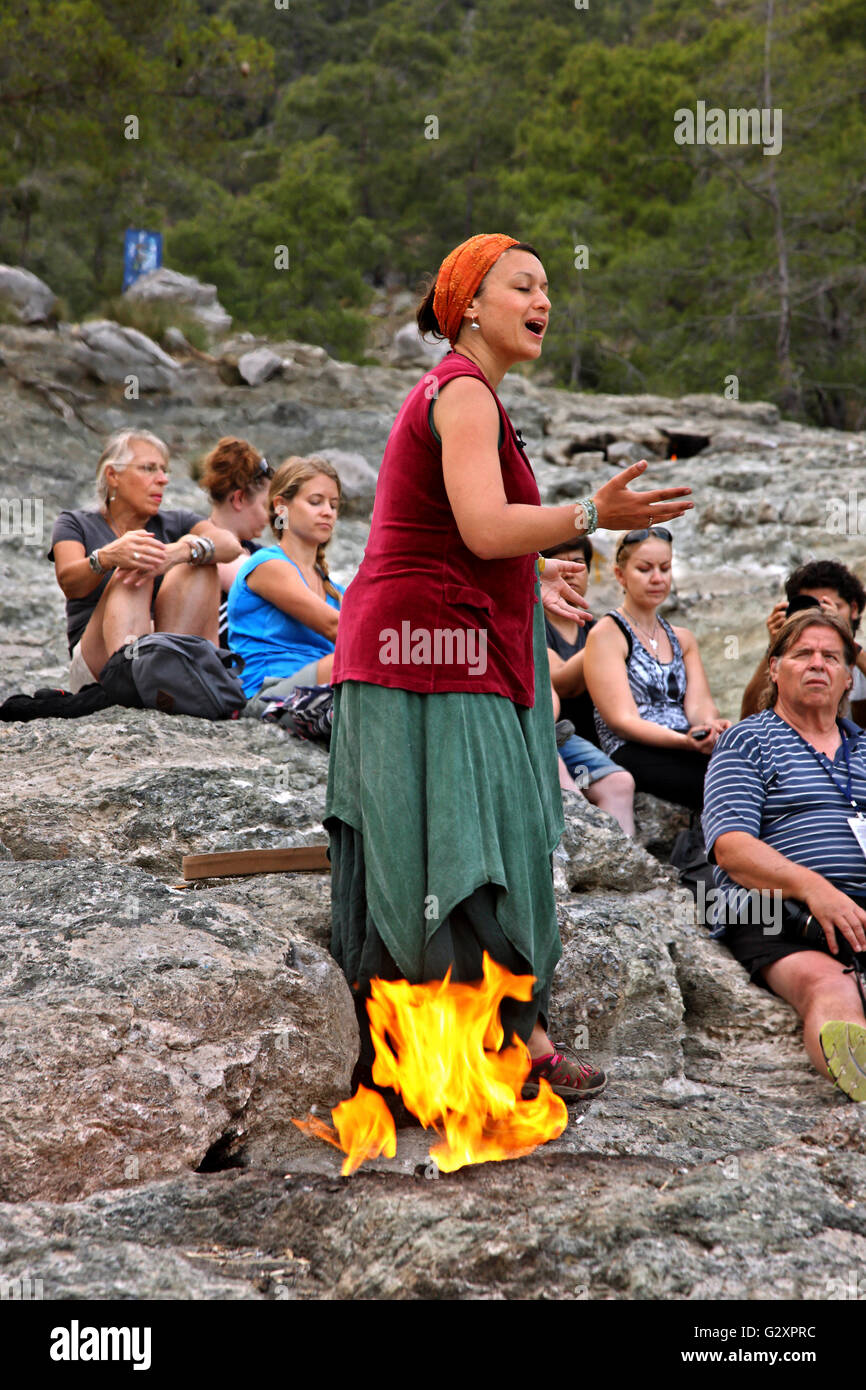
[49,430,242,690]
[702,609,866,1099]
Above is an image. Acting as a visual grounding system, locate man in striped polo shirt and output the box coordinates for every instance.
[703,609,866,1100]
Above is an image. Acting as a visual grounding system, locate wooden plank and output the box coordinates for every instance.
[182,846,331,880]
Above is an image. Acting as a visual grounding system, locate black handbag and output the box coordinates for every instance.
[98,633,246,720]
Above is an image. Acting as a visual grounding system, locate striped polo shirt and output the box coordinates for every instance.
[702,710,866,906]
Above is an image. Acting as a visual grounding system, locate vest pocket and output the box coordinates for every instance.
[443,583,495,617]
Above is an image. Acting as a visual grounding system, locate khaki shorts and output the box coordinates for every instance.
[68,619,156,693]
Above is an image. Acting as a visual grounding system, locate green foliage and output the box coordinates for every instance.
[168,137,388,356]
[0,0,273,312]
[98,296,209,351]
[2,0,864,419]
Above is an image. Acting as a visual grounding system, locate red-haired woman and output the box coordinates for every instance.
[326,234,693,1101]
[199,436,272,647]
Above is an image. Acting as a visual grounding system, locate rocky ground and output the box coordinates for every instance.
[2,320,866,1301]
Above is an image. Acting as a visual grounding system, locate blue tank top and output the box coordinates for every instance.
[227,545,343,696]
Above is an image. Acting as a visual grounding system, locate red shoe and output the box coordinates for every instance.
[522,1046,607,1101]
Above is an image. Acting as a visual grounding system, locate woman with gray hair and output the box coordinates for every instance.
[49,430,241,691]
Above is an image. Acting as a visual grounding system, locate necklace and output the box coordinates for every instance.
[621,605,660,653]
[100,506,123,539]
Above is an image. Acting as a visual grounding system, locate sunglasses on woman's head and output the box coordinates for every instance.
[617,526,673,559]
[258,458,274,479]
[622,526,673,546]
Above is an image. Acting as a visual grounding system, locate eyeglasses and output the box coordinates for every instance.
[616,526,672,558]
[134,463,169,478]
[258,458,274,479]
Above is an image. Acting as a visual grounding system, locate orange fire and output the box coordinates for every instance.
[295,1086,397,1175]
[294,954,567,1175]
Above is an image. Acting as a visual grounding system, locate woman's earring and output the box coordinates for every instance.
[470,318,480,331]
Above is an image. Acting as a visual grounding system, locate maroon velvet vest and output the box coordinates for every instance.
[331,352,539,704]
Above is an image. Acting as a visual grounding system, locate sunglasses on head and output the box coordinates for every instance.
[257,457,274,479]
[617,526,673,557]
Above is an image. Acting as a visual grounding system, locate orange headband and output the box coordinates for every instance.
[432,233,520,345]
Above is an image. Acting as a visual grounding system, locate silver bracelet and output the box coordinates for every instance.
[574,496,598,535]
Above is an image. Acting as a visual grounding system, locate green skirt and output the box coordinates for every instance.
[324,587,564,1026]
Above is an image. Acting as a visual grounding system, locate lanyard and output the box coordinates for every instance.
[803,727,864,816]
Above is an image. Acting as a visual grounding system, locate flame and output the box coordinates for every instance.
[295,953,567,1174]
[294,1085,397,1176]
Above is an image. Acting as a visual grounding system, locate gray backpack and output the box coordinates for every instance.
[98,633,246,719]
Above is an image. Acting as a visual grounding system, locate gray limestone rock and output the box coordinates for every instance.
[0,859,357,1203]
[0,265,58,325]
[290,343,329,369]
[316,447,379,513]
[72,320,179,391]
[3,321,866,1299]
[0,709,329,876]
[557,792,671,894]
[163,325,194,354]
[237,347,283,387]
[124,267,232,338]
[391,322,449,367]
[607,439,651,465]
[553,888,685,1080]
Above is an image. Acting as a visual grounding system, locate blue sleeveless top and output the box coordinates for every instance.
[227,545,344,696]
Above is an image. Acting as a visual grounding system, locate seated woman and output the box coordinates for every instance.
[198,437,271,647]
[49,429,242,692]
[543,535,636,835]
[227,456,343,710]
[583,527,730,812]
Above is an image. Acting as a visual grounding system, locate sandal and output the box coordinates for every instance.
[522,1045,607,1101]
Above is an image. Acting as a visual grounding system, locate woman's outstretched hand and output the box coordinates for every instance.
[592,460,693,532]
[539,557,592,624]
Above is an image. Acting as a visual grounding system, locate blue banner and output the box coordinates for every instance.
[123,228,163,291]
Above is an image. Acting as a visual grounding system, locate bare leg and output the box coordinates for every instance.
[316,652,335,683]
[154,564,219,644]
[761,950,866,1079]
[584,769,636,836]
[528,1021,554,1058]
[80,571,156,675]
[558,756,577,792]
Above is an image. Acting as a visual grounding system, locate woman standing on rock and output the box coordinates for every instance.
[325,234,693,1100]
[49,429,241,692]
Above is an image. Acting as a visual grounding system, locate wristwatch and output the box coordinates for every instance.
[88,549,107,574]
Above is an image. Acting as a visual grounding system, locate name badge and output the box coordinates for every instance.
[848,815,866,859]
